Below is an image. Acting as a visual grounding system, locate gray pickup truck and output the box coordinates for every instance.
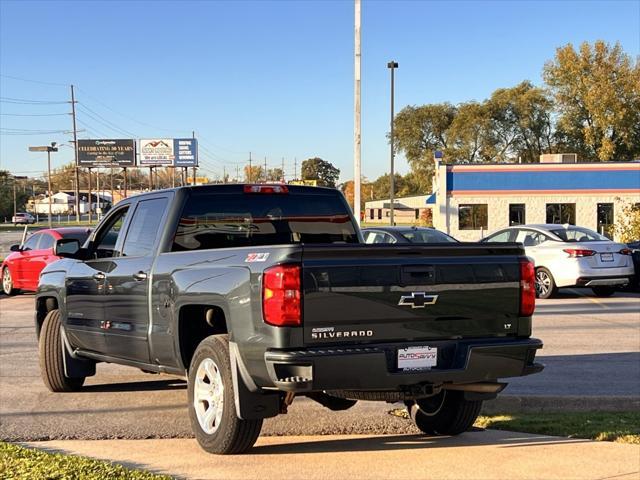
[36,184,543,454]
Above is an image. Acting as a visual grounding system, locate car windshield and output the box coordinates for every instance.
[399,229,457,243]
[550,226,608,242]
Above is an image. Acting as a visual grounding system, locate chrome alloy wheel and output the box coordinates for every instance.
[535,270,551,297]
[193,357,224,435]
[2,268,12,295]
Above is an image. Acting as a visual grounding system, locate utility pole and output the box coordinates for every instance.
[353,0,362,226]
[192,131,196,186]
[70,85,80,223]
[87,168,92,222]
[96,169,100,219]
[264,156,267,182]
[387,61,398,226]
[248,152,253,182]
[281,157,285,182]
[294,157,298,180]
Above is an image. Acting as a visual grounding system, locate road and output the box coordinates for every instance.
[1,290,638,442]
[27,433,640,480]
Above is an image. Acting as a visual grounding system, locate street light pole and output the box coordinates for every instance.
[29,143,57,229]
[387,61,398,226]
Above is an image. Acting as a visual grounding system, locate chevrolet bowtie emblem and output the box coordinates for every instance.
[398,292,439,309]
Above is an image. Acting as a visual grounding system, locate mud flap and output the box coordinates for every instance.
[61,328,96,378]
[230,341,280,420]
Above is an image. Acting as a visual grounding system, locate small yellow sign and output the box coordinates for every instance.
[288,179,318,186]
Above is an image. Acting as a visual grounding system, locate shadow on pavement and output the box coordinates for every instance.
[250,430,587,455]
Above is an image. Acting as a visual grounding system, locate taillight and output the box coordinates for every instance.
[244,184,289,194]
[619,248,632,256]
[563,248,596,258]
[262,264,301,326]
[519,258,535,317]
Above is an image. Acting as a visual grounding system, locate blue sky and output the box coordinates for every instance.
[1,0,638,182]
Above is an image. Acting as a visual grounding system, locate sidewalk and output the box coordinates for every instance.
[27,431,640,480]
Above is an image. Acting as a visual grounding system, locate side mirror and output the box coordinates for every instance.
[55,238,81,258]
[9,244,21,252]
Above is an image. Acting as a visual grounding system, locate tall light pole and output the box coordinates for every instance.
[29,143,58,228]
[353,0,362,226]
[387,61,398,226]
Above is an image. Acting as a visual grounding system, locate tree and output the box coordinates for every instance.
[0,171,30,220]
[447,101,492,163]
[614,201,640,242]
[265,168,284,182]
[341,179,374,211]
[543,40,640,161]
[301,157,340,187]
[393,103,456,187]
[244,165,263,183]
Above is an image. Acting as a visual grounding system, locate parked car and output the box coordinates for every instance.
[2,227,91,295]
[363,226,458,244]
[34,184,542,455]
[627,240,640,291]
[11,212,35,225]
[482,224,634,298]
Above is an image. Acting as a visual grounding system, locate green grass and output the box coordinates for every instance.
[0,442,172,480]
[389,410,640,444]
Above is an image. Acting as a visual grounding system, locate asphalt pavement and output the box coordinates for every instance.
[1,290,639,442]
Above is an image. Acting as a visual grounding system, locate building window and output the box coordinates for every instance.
[369,209,374,220]
[546,203,576,225]
[415,209,420,220]
[509,204,526,226]
[377,209,382,220]
[458,204,488,230]
[597,203,614,239]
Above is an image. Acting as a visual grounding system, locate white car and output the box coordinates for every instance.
[11,212,35,225]
[482,224,634,298]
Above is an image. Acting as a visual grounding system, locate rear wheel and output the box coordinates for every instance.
[408,391,482,436]
[188,335,263,454]
[2,267,17,296]
[39,309,85,392]
[591,286,615,297]
[535,267,557,299]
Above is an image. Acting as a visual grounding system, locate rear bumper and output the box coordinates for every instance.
[264,337,543,393]
[576,275,633,287]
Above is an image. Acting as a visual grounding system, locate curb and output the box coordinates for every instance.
[482,395,640,413]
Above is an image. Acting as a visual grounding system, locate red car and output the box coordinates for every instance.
[2,227,91,295]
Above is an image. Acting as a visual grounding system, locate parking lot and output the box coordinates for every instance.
[1,289,638,442]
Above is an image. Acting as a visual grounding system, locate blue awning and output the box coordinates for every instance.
[426,193,436,204]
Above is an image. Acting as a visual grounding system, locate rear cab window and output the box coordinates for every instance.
[172,188,358,251]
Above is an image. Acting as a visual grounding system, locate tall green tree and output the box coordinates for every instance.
[543,40,640,161]
[301,157,340,187]
[0,171,30,220]
[393,103,456,189]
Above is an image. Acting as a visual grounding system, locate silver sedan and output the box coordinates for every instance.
[482,224,635,298]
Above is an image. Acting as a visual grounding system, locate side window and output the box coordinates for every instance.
[486,230,512,242]
[515,229,547,247]
[122,198,169,257]
[380,233,396,244]
[93,207,130,259]
[38,234,55,250]
[22,234,41,251]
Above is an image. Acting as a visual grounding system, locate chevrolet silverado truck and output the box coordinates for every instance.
[35,184,543,454]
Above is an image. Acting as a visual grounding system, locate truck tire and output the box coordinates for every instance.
[408,391,482,436]
[535,267,557,299]
[591,286,615,297]
[2,267,17,296]
[39,309,85,392]
[188,335,263,454]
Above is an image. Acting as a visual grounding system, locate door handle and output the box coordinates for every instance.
[93,272,106,281]
[132,271,148,281]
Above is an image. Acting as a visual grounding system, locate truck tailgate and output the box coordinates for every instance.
[302,244,525,345]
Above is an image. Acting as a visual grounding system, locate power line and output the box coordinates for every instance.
[0,112,68,117]
[77,104,138,138]
[0,96,68,105]
[0,128,69,135]
[0,74,68,87]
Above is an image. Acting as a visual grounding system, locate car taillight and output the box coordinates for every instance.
[619,248,632,256]
[519,258,535,317]
[563,248,596,258]
[244,184,289,194]
[262,264,301,327]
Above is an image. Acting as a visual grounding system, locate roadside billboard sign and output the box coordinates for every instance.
[174,138,198,167]
[139,138,174,166]
[77,139,136,166]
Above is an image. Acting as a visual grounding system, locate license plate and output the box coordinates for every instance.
[397,346,437,370]
[600,253,614,262]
